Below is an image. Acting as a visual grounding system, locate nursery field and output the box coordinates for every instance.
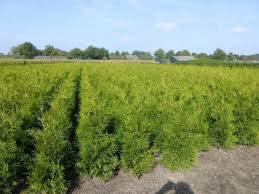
[0,61,258,193]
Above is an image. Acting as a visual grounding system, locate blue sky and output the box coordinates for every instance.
[0,0,259,54]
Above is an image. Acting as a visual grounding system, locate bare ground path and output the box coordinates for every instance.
[72,146,259,194]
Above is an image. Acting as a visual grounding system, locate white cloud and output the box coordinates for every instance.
[232,26,248,33]
[156,21,177,31]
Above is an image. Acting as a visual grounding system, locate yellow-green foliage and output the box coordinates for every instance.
[0,63,70,193]
[1,61,258,193]
[30,67,80,193]
[80,63,259,174]
[76,67,119,181]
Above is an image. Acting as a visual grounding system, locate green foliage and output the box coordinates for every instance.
[42,45,63,57]
[176,49,191,56]
[10,42,38,59]
[76,68,118,180]
[30,69,79,193]
[212,48,227,60]
[233,83,259,145]
[132,50,153,60]
[205,80,237,148]
[154,48,167,63]
[121,131,155,176]
[82,63,258,176]
[0,64,68,193]
[68,48,83,59]
[227,52,236,61]
[162,137,197,170]
[77,134,118,180]
[196,52,209,59]
[83,46,109,59]
[166,50,175,63]
[1,61,259,192]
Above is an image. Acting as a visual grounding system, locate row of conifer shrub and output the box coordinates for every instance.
[76,67,119,180]
[75,63,258,181]
[1,62,258,193]
[0,64,68,193]
[29,68,80,193]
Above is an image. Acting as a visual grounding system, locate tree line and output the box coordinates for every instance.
[0,42,257,62]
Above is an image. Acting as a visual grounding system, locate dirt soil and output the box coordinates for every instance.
[72,146,259,194]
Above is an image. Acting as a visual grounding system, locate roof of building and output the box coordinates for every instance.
[173,56,195,61]
[34,55,67,60]
[126,55,138,60]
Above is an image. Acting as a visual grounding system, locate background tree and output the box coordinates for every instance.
[176,50,191,56]
[114,51,120,56]
[43,45,61,58]
[110,51,126,60]
[154,48,166,63]
[57,49,67,57]
[68,48,82,59]
[121,51,129,56]
[166,50,175,63]
[10,42,38,59]
[212,48,227,60]
[110,51,130,60]
[234,54,241,60]
[227,52,236,61]
[197,53,208,59]
[84,46,109,60]
[132,50,153,60]
[96,47,109,59]
[0,53,5,58]
[191,52,198,57]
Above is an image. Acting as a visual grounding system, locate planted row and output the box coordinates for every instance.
[76,67,119,180]
[0,64,69,193]
[76,63,258,180]
[29,67,81,193]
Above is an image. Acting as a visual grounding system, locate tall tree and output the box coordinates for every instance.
[154,48,166,63]
[121,51,129,56]
[166,50,175,63]
[84,46,109,59]
[212,48,227,60]
[114,51,120,56]
[191,52,198,57]
[176,50,191,56]
[197,53,208,59]
[10,42,38,59]
[227,52,236,61]
[68,48,82,59]
[43,45,60,58]
[132,50,153,60]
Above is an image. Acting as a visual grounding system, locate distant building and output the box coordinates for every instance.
[34,55,67,60]
[126,55,138,60]
[172,56,195,62]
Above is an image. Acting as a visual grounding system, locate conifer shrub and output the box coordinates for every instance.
[0,64,69,193]
[233,85,259,145]
[205,80,237,148]
[30,69,79,193]
[77,67,119,180]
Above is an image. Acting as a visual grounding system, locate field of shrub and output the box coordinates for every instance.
[0,61,258,193]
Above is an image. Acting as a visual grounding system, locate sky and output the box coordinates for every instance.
[0,0,259,54]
